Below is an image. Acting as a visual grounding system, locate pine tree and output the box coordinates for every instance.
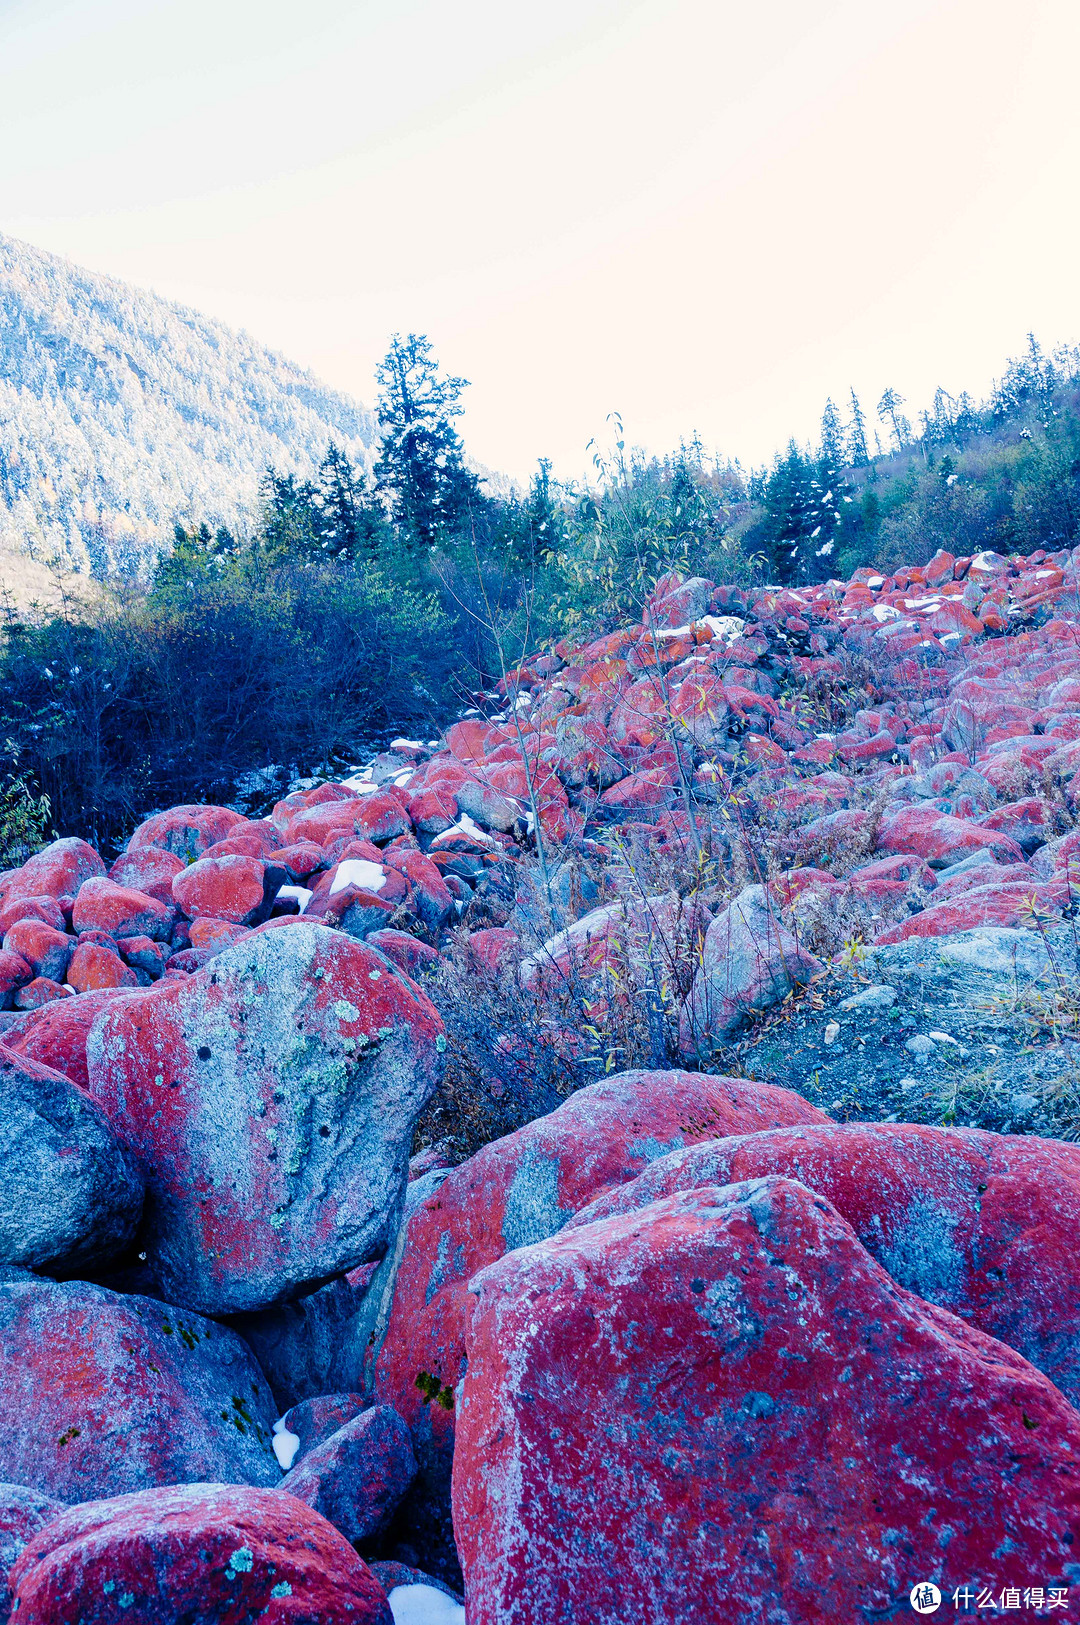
[520,457,562,562]
[373,334,482,549]
[314,443,389,559]
[877,387,912,452]
[847,388,870,465]
[819,399,845,469]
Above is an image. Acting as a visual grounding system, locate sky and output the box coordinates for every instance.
[2,0,1078,484]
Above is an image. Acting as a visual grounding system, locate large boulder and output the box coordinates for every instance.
[86,923,445,1314]
[679,884,820,1054]
[1,988,140,1092]
[0,923,71,987]
[70,877,172,941]
[570,1120,1080,1404]
[278,1406,417,1546]
[0,1276,280,1501]
[125,804,245,863]
[454,1179,1080,1623]
[8,1483,392,1624]
[373,1069,827,1581]
[0,1484,65,1625]
[0,839,103,904]
[108,846,186,905]
[172,854,284,925]
[0,1045,143,1272]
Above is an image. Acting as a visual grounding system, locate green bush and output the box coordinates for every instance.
[0,560,456,857]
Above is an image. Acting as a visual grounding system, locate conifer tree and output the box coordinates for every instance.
[374,334,482,549]
[847,388,870,465]
[819,399,845,469]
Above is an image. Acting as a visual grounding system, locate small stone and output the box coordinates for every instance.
[822,1021,840,1045]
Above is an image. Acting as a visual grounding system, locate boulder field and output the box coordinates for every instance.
[2,547,1080,1617]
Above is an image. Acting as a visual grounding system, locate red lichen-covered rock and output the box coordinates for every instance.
[11,980,71,1011]
[366,929,440,979]
[1,922,71,986]
[679,884,820,1054]
[2,989,139,1092]
[467,927,520,975]
[187,916,249,952]
[172,854,283,926]
[874,879,1062,943]
[282,792,411,848]
[383,850,453,933]
[1,839,103,904]
[125,804,245,863]
[267,841,326,881]
[0,1277,280,1500]
[280,1394,370,1466]
[116,936,168,980]
[65,942,138,994]
[108,846,186,906]
[8,1483,392,1624]
[86,923,445,1314]
[0,1484,66,1625]
[876,804,1025,868]
[0,951,31,1010]
[454,1179,1080,1623]
[569,1121,1080,1405]
[374,1069,827,1579]
[0,1045,143,1273]
[306,883,397,939]
[71,876,172,942]
[278,1406,417,1545]
[0,897,65,940]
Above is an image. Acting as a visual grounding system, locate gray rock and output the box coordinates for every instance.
[0,1044,143,1272]
[936,926,1052,978]
[0,1276,280,1501]
[277,1405,416,1546]
[86,924,445,1314]
[230,1273,366,1411]
[838,984,897,1012]
[680,886,821,1054]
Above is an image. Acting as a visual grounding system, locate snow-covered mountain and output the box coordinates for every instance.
[0,233,376,576]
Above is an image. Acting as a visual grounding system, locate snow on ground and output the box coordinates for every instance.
[388,1585,466,1625]
[329,860,386,896]
[271,1417,300,1471]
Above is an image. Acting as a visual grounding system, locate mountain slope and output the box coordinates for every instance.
[0,232,376,576]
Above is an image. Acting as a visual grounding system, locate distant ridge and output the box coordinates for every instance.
[0,232,377,578]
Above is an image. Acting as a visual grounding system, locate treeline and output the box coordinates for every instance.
[3,331,1080,857]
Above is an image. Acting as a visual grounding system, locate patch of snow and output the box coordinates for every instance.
[392,770,415,787]
[700,614,745,642]
[330,860,386,896]
[391,738,424,750]
[865,575,885,589]
[272,1417,300,1472]
[339,776,382,794]
[276,885,312,914]
[388,1584,465,1625]
[870,604,902,623]
[432,814,497,847]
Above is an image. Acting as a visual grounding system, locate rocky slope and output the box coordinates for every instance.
[0,233,375,577]
[1,542,1080,1617]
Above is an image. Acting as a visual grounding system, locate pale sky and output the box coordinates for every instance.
[2,0,1078,483]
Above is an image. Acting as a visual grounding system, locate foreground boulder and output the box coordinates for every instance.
[570,1120,1080,1404]
[454,1178,1080,1623]
[0,1276,279,1501]
[8,1483,392,1623]
[1,988,139,1092]
[0,1046,143,1273]
[0,1484,65,1625]
[374,1069,828,1580]
[87,923,445,1313]
[278,1406,417,1546]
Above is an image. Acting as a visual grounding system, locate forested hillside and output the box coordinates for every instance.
[0,233,375,575]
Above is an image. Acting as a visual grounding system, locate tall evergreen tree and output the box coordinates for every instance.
[847,388,870,465]
[819,398,845,469]
[877,387,912,452]
[373,334,482,549]
[314,443,389,559]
